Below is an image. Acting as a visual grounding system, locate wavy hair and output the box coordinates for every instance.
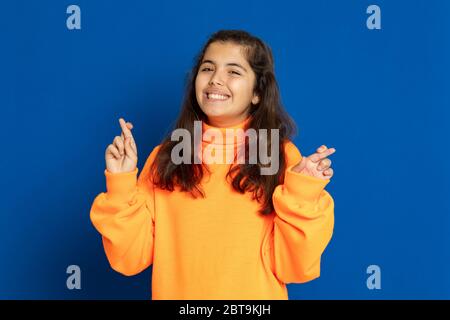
[150,30,296,215]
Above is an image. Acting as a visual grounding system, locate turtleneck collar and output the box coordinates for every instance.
[201,116,252,146]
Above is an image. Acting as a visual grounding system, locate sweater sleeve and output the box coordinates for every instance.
[90,146,160,276]
[269,141,335,284]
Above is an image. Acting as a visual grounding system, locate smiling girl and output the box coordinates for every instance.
[90,30,336,300]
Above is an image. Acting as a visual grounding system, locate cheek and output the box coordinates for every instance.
[229,79,253,100]
[194,75,202,91]
[195,75,206,98]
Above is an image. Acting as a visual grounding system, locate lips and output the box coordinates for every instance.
[203,89,231,102]
[204,88,230,96]
[206,93,229,101]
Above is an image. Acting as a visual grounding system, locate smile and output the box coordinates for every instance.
[205,93,230,101]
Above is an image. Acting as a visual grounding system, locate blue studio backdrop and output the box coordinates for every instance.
[1,0,449,299]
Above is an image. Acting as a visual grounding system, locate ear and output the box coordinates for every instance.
[251,94,260,105]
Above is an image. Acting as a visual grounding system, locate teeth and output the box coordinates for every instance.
[207,93,229,100]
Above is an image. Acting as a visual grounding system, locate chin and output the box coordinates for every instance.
[200,105,232,117]
[203,111,229,120]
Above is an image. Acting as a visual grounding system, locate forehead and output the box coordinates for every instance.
[202,42,249,66]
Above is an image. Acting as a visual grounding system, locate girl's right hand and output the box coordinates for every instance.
[105,118,138,174]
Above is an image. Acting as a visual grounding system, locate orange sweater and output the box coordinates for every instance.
[90,120,334,300]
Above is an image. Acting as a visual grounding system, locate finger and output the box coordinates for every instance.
[309,147,336,163]
[124,136,136,159]
[127,122,136,152]
[113,136,125,156]
[119,118,133,139]
[323,168,334,177]
[130,137,137,154]
[317,145,327,153]
[317,158,331,171]
[107,144,120,159]
[121,130,136,154]
[121,122,134,141]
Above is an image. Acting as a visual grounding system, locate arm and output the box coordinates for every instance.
[269,142,335,284]
[90,146,160,276]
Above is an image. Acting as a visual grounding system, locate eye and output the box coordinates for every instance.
[229,70,241,75]
[201,67,213,72]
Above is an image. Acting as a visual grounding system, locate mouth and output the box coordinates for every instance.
[203,92,231,102]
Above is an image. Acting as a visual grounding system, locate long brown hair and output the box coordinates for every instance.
[150,30,296,215]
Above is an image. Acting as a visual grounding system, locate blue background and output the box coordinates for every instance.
[1,0,449,299]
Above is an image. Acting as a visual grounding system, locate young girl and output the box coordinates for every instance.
[90,30,336,300]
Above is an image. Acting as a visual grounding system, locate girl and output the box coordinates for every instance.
[90,30,336,300]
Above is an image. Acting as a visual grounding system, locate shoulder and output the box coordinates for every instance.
[283,140,303,167]
[148,144,162,162]
[139,144,163,179]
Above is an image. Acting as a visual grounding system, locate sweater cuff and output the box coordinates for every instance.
[284,165,330,203]
[104,168,139,201]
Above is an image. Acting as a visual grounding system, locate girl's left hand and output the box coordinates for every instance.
[291,145,336,180]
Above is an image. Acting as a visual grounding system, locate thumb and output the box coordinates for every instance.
[294,156,307,171]
[308,153,321,163]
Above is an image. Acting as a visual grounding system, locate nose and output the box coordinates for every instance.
[209,70,224,86]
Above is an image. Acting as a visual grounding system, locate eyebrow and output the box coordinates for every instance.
[201,59,248,73]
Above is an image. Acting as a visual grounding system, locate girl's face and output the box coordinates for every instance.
[195,41,260,127]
